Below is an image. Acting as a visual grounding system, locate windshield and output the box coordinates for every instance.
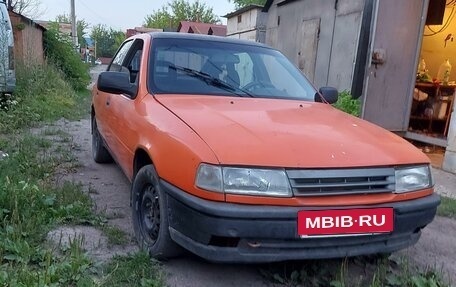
[149,37,317,101]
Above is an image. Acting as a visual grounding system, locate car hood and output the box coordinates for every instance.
[155,95,429,168]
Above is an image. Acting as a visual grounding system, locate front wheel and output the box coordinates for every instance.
[131,164,182,260]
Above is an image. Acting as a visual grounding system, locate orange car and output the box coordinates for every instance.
[92,33,439,262]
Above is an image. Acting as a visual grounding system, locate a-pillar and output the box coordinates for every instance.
[443,100,456,173]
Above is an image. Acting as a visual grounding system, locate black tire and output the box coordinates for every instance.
[91,117,113,163]
[132,164,182,260]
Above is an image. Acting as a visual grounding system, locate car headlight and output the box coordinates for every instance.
[395,165,433,193]
[195,164,292,197]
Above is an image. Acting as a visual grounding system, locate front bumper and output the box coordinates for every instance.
[161,180,440,263]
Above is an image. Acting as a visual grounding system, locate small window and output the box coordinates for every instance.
[109,40,134,72]
[237,15,242,23]
[277,16,281,26]
[124,40,144,84]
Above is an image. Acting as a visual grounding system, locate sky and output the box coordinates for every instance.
[36,0,235,32]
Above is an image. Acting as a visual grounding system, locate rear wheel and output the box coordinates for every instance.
[132,164,182,260]
[91,117,112,163]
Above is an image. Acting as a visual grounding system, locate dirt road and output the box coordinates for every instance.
[49,116,455,286]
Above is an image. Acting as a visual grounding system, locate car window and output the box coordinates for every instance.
[261,54,310,99]
[149,38,317,101]
[130,50,142,72]
[124,40,144,84]
[109,40,134,72]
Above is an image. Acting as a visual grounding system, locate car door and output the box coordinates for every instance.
[103,39,145,175]
[94,39,134,154]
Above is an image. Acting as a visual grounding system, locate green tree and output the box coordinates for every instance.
[144,0,219,29]
[55,14,89,48]
[91,24,125,58]
[229,0,267,9]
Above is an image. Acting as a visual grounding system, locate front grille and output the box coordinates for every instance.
[286,168,395,196]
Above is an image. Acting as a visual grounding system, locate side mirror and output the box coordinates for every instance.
[315,87,339,104]
[97,71,137,98]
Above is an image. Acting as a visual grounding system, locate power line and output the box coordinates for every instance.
[76,0,123,31]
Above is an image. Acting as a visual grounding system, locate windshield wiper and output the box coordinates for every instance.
[169,65,254,98]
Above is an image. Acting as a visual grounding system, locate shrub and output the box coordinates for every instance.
[333,91,361,117]
[43,25,90,91]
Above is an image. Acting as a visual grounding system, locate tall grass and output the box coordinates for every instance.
[0,62,164,286]
[0,63,90,133]
[0,133,100,285]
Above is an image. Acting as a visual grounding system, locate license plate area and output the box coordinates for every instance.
[297,208,394,237]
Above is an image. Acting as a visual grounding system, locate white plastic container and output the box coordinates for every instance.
[437,59,452,84]
[418,58,426,74]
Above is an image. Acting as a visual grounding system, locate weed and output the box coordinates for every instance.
[44,26,91,91]
[100,252,164,287]
[259,256,449,287]
[333,91,361,117]
[42,128,68,137]
[259,260,338,286]
[101,225,129,246]
[0,64,91,133]
[437,196,456,218]
[0,127,100,286]
[0,238,97,286]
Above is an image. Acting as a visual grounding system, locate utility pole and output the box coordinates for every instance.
[70,0,78,49]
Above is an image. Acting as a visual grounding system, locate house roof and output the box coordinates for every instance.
[178,21,226,36]
[35,20,71,34]
[263,0,300,12]
[223,4,264,18]
[8,10,46,31]
[208,26,227,36]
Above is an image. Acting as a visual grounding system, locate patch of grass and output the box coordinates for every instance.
[0,66,164,286]
[101,225,129,246]
[0,236,96,286]
[0,134,102,286]
[100,252,164,287]
[0,63,90,133]
[437,196,456,218]
[42,127,68,137]
[44,26,91,91]
[333,91,361,117]
[259,256,450,287]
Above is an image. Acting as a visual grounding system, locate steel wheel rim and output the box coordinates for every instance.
[139,184,160,244]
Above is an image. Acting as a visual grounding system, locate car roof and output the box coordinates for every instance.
[149,32,269,49]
